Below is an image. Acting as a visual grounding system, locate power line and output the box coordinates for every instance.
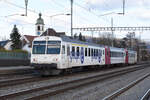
[3,0,37,14]
[50,0,66,8]
[2,1,71,26]
[73,2,110,23]
[103,0,113,10]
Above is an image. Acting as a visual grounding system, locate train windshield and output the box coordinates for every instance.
[47,41,61,54]
[47,46,60,54]
[33,45,46,54]
[32,41,46,54]
[32,41,61,54]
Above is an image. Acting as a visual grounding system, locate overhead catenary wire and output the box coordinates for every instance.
[3,0,110,25]
[73,1,110,24]
[1,0,71,27]
[3,0,37,14]
[1,0,118,33]
[44,0,110,24]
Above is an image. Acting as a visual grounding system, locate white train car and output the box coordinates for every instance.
[128,50,137,64]
[110,47,126,64]
[30,36,137,75]
[31,36,105,75]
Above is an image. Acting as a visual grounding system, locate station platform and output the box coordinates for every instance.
[0,66,33,75]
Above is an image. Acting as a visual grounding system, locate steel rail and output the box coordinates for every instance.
[0,64,149,99]
[26,65,150,100]
[0,76,40,88]
[0,64,147,99]
[140,89,150,100]
[102,74,150,100]
[0,63,146,88]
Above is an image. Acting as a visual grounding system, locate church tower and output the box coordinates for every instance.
[35,13,44,36]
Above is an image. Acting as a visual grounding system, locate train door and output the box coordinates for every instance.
[107,47,111,64]
[105,47,111,65]
[125,49,128,64]
[66,45,70,68]
[105,47,108,64]
[61,45,67,68]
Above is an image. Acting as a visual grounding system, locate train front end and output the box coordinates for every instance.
[30,36,62,75]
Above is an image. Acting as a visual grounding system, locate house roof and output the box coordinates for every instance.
[41,28,65,37]
[23,35,38,44]
[0,40,10,47]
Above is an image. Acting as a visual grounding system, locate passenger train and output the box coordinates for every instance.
[31,36,137,75]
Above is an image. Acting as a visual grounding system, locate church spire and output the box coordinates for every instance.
[35,13,44,36]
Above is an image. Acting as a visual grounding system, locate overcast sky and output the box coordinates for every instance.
[0,0,150,41]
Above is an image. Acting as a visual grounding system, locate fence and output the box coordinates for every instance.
[0,52,30,66]
[0,52,29,60]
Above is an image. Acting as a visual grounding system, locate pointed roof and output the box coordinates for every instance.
[23,35,38,44]
[35,13,44,25]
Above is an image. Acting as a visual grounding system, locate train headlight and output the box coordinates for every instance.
[53,58,58,61]
[33,58,37,62]
[33,58,35,61]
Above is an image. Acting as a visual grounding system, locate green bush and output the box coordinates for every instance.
[0,49,28,54]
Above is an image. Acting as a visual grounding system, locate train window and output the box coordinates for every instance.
[85,48,87,56]
[91,49,93,56]
[62,45,65,54]
[110,51,112,57]
[96,49,98,56]
[48,41,61,45]
[93,49,96,57]
[33,41,46,44]
[77,47,80,56]
[67,46,70,56]
[33,45,46,54]
[110,52,124,57]
[88,48,91,56]
[122,53,124,57]
[99,49,102,56]
[72,46,75,56]
[42,26,44,31]
[103,50,104,55]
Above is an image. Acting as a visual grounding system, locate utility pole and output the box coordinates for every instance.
[111,17,114,47]
[25,0,28,16]
[139,31,142,62]
[71,0,73,37]
[92,31,94,41]
[123,0,125,15]
[117,0,125,15]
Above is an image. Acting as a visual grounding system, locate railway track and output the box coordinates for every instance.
[102,73,150,100]
[0,63,148,89]
[0,76,40,88]
[140,89,150,100]
[0,63,147,88]
[0,64,149,100]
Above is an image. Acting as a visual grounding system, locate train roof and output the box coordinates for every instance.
[61,36,104,48]
[109,47,125,52]
[33,36,137,52]
[128,50,137,53]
